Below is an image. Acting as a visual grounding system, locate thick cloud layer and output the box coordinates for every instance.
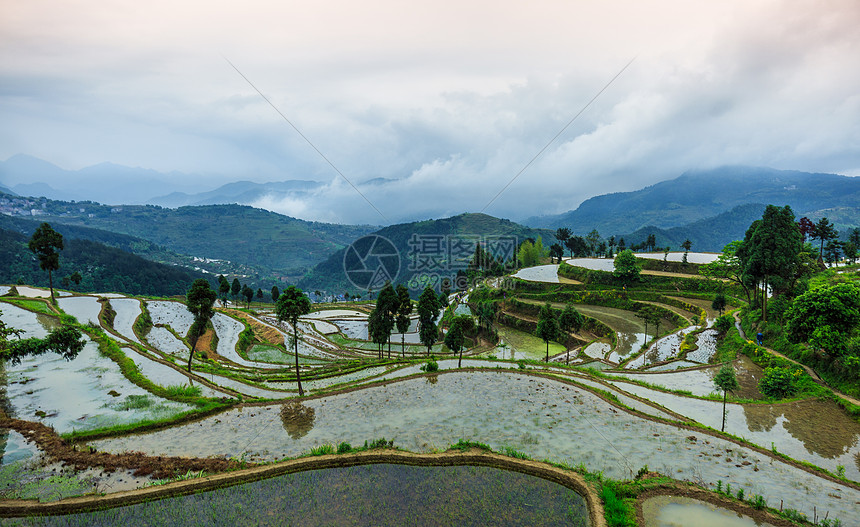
[1,1,858,224]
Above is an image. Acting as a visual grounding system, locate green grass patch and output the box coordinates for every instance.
[1,297,53,314]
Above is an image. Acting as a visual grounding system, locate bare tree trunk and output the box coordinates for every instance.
[188,337,196,373]
[48,269,54,304]
[294,325,303,396]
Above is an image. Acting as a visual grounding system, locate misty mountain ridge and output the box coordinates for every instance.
[146,180,326,208]
[525,165,860,234]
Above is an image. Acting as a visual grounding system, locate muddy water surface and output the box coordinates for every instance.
[90,371,860,522]
[641,495,777,526]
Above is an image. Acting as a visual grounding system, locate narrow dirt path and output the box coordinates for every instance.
[734,313,860,407]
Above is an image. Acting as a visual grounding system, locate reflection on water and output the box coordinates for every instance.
[743,398,860,460]
[641,495,777,527]
[90,372,860,522]
[280,401,316,439]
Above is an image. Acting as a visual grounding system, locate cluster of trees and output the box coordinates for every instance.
[798,216,859,265]
[368,283,413,359]
[517,237,546,267]
[704,205,860,383]
[535,302,585,362]
[217,275,282,308]
[552,227,689,261]
[701,205,812,320]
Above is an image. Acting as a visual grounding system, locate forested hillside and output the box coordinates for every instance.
[0,227,204,296]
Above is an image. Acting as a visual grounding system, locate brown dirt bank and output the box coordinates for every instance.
[0,419,245,480]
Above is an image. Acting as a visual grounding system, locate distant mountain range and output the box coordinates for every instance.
[3,160,858,294]
[525,166,860,235]
[0,154,354,212]
[146,180,326,207]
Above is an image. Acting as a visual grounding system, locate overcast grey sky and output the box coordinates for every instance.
[1,0,858,224]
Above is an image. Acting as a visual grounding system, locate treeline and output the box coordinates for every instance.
[0,227,203,296]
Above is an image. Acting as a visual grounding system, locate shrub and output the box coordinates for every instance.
[714,314,734,334]
[759,366,799,399]
[420,359,439,372]
[337,442,352,454]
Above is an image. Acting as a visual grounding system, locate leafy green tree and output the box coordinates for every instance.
[712,293,727,316]
[257,288,264,301]
[713,365,738,432]
[680,239,692,264]
[186,279,217,373]
[446,314,475,368]
[0,311,85,364]
[242,285,254,308]
[647,234,657,252]
[824,240,842,266]
[70,271,82,287]
[811,217,837,262]
[736,205,802,320]
[476,301,497,332]
[376,282,399,358]
[218,275,230,306]
[555,228,572,248]
[231,278,241,305]
[368,306,388,359]
[518,237,545,267]
[417,286,440,355]
[558,304,584,335]
[276,286,312,396]
[585,230,601,254]
[700,241,751,303]
[548,243,563,263]
[535,302,559,362]
[617,237,626,252]
[613,249,640,281]
[395,284,413,357]
[843,241,858,265]
[565,236,589,257]
[785,282,860,357]
[271,286,280,303]
[28,222,64,303]
[850,228,860,248]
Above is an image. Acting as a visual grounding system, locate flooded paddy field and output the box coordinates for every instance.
[513,264,562,283]
[1,304,194,433]
[640,495,778,527]
[55,296,102,326]
[496,326,566,361]
[606,378,860,480]
[107,298,142,344]
[90,371,860,521]
[0,463,590,526]
[3,286,860,525]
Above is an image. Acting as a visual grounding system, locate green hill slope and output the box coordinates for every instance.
[0,227,205,296]
[299,213,556,295]
[0,194,376,282]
